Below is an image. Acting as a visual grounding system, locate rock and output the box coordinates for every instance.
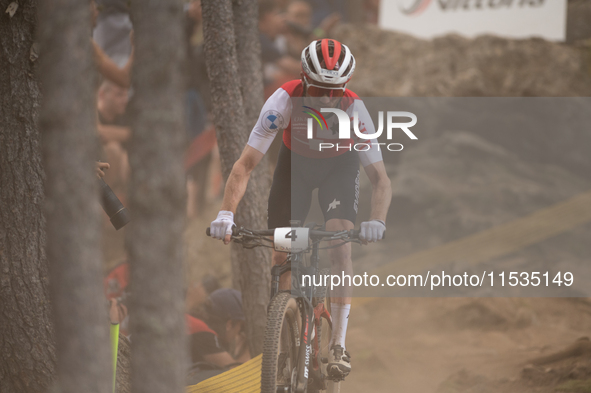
[567,0,591,43]
[333,24,591,97]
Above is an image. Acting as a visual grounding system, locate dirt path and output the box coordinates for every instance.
[183,207,591,393]
[344,297,591,393]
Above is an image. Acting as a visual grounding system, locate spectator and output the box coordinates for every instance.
[93,0,133,66]
[97,80,130,142]
[104,261,131,337]
[90,1,133,89]
[188,288,251,368]
[97,80,131,195]
[307,0,348,28]
[185,274,221,317]
[96,161,110,178]
[287,1,341,41]
[284,0,313,58]
[365,0,380,24]
[287,0,313,28]
[184,0,210,130]
[259,0,301,91]
[92,38,133,89]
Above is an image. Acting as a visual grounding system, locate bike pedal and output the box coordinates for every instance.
[328,374,346,383]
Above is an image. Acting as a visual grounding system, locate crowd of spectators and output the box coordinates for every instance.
[258,0,380,95]
[92,0,380,218]
[104,261,249,383]
[91,0,381,383]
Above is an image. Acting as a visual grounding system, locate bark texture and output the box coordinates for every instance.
[127,0,187,392]
[231,0,272,357]
[37,0,112,392]
[203,0,271,357]
[0,1,56,392]
[232,0,265,126]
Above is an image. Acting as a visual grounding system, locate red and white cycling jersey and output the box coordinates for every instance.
[247,80,383,167]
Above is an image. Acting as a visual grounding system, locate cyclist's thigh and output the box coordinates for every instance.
[268,143,313,229]
[318,152,360,225]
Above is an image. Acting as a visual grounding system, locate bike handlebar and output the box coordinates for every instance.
[205,226,274,237]
[206,226,366,241]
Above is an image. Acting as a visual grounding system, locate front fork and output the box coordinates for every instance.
[294,246,330,392]
[270,258,291,300]
[273,237,329,392]
[295,299,313,393]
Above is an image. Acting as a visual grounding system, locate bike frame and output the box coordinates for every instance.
[207,224,358,392]
[270,237,332,393]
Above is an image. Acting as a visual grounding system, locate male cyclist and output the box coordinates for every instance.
[210,39,391,378]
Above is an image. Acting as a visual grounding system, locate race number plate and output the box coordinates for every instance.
[273,227,309,253]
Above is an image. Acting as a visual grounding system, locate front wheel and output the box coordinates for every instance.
[261,292,301,393]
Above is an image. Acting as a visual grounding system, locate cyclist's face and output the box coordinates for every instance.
[301,74,346,107]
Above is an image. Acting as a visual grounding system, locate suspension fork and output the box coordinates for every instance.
[295,296,314,393]
[294,242,322,393]
[270,256,291,300]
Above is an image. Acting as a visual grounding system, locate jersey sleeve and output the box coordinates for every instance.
[247,87,292,154]
[348,99,383,167]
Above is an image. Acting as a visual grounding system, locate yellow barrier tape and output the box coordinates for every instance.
[186,354,262,393]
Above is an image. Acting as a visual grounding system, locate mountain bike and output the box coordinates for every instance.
[207,222,361,393]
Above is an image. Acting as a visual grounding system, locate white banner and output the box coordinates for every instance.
[379,0,566,41]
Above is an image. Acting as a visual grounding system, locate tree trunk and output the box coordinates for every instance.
[232,0,264,125]
[37,0,112,392]
[203,0,271,357]
[127,0,187,392]
[232,0,272,357]
[0,1,56,392]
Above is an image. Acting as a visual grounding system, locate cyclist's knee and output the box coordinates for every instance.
[328,244,352,266]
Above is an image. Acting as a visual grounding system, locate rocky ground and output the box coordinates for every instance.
[345,297,591,393]
[335,23,591,97]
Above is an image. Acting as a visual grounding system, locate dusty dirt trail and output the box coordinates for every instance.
[344,297,591,393]
[184,197,591,392]
[184,210,591,393]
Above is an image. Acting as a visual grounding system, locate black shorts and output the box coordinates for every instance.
[267,142,360,229]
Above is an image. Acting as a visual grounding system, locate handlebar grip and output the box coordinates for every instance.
[205,226,239,237]
[350,229,386,240]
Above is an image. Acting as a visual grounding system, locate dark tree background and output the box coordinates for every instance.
[126,0,188,392]
[38,0,111,390]
[2,0,269,390]
[202,0,271,356]
[0,1,56,392]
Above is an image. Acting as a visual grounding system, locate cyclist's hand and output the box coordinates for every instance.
[211,210,235,244]
[359,219,386,244]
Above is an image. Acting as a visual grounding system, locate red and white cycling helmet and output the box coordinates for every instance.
[301,39,356,85]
